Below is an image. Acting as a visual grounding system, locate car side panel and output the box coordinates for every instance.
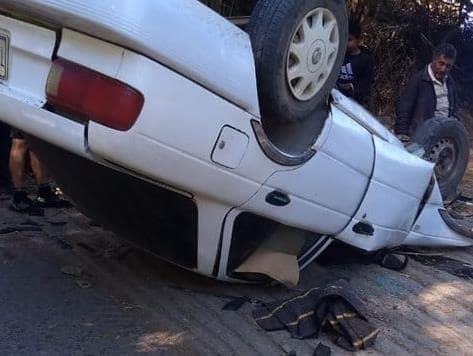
[56,30,289,276]
[239,108,374,235]
[335,136,434,250]
[81,48,285,207]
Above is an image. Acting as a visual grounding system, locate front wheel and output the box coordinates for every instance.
[412,117,471,200]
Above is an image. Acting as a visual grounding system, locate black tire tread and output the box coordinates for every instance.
[247,0,348,123]
[413,117,470,199]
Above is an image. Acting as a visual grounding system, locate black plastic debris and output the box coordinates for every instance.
[314,343,331,356]
[222,296,251,311]
[76,242,97,253]
[318,242,409,272]
[61,265,84,278]
[253,279,380,352]
[379,253,408,271]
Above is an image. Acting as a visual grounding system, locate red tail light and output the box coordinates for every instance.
[46,58,144,131]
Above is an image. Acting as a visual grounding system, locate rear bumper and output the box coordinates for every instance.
[0,86,88,158]
[0,0,260,117]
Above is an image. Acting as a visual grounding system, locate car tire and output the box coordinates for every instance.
[412,117,471,200]
[247,0,348,123]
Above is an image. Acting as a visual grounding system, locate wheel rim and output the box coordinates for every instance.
[286,7,340,101]
[427,138,458,179]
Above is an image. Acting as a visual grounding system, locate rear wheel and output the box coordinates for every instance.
[247,0,348,123]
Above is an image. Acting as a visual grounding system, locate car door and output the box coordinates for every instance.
[240,105,374,235]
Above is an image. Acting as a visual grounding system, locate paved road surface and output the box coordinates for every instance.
[1,188,473,355]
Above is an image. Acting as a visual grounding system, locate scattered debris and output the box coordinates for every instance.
[61,265,83,278]
[76,242,97,253]
[76,279,94,289]
[222,296,251,311]
[314,343,331,356]
[379,253,408,271]
[167,283,260,309]
[61,265,95,289]
[253,279,379,352]
[104,243,134,261]
[318,242,409,272]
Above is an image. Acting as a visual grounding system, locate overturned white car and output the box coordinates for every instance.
[0,0,471,283]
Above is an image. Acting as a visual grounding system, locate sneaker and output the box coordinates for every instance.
[36,186,72,209]
[10,191,44,216]
[36,194,73,208]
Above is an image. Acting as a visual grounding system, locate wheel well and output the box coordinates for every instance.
[227,212,325,279]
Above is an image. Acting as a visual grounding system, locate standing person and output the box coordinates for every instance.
[9,129,70,215]
[337,21,375,105]
[394,43,458,142]
[0,122,12,193]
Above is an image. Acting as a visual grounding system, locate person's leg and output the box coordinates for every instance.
[0,122,12,191]
[29,150,48,185]
[9,132,43,215]
[9,137,28,190]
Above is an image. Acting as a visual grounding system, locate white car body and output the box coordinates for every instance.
[0,0,471,281]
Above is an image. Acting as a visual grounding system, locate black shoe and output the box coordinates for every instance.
[10,191,44,216]
[0,185,12,200]
[36,188,72,209]
[36,196,72,209]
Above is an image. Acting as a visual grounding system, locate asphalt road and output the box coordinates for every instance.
[2,190,473,355]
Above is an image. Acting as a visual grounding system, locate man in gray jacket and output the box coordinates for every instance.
[394,43,458,142]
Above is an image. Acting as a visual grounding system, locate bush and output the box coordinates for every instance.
[352,1,473,127]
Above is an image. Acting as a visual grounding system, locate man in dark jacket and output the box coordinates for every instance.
[337,22,374,105]
[394,43,458,141]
